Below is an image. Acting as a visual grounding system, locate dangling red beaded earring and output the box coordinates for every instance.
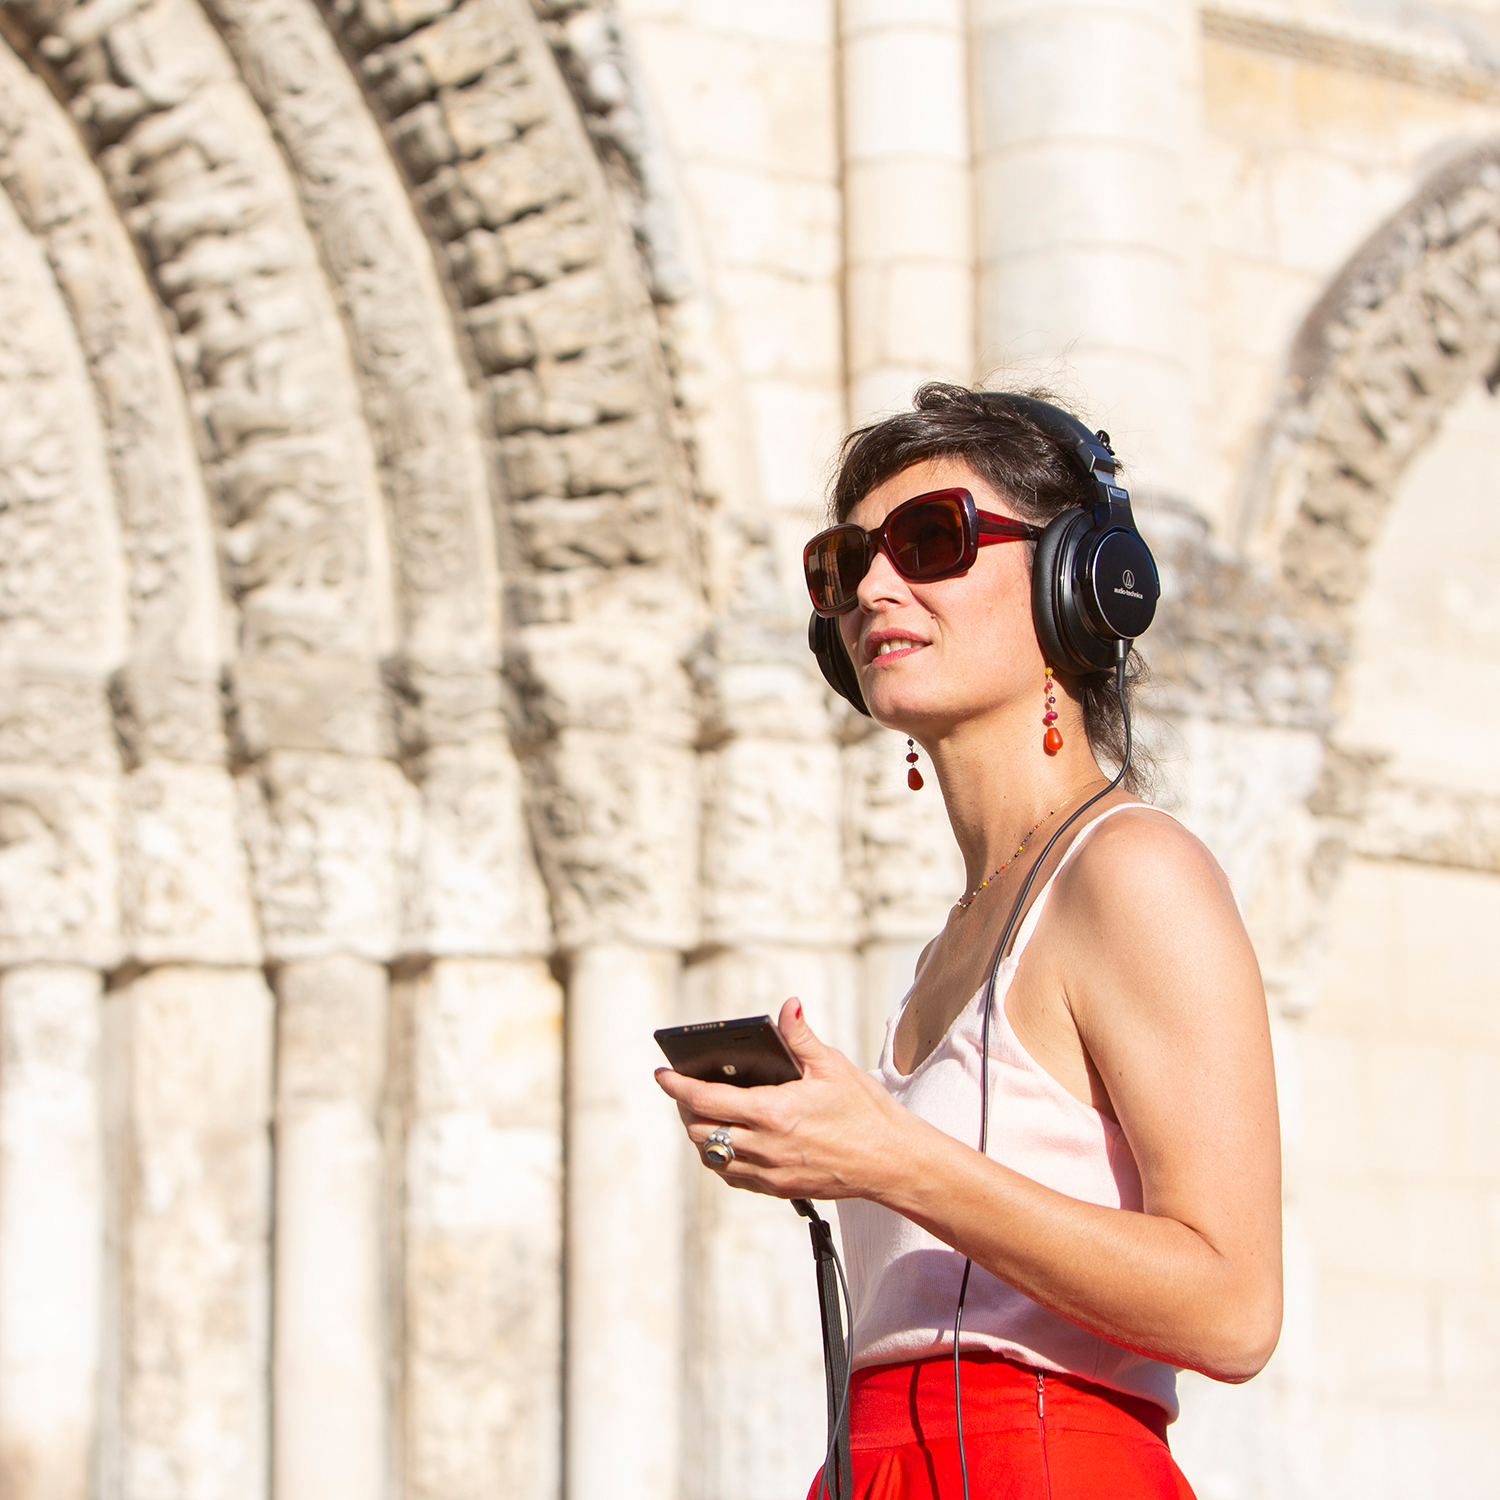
[1043,667,1063,755]
[906,738,924,790]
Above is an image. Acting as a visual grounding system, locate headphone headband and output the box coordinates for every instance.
[991,395,1137,533]
[993,395,1116,479]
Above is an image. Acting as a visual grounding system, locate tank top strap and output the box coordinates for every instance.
[1006,801,1168,966]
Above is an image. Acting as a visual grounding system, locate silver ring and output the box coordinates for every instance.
[703,1126,734,1167]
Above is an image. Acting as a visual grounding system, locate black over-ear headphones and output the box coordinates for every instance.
[807,395,1160,715]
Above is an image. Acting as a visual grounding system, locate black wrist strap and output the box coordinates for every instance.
[795,1199,851,1500]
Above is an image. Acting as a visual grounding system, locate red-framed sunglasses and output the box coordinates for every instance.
[803,488,1041,617]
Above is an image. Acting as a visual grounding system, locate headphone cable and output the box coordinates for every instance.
[952,641,1133,1500]
[808,1202,855,1500]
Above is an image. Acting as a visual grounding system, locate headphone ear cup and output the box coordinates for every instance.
[807,613,871,716]
[1031,509,1086,673]
[1032,508,1120,674]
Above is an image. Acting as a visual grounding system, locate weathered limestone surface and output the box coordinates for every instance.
[0,131,126,971]
[121,761,260,966]
[1260,145,1500,620]
[594,15,872,1490]
[320,40,703,1487]
[1288,855,1500,1500]
[0,32,227,1015]
[397,957,563,1500]
[205,0,500,668]
[564,943,683,1500]
[0,178,124,678]
[0,40,218,676]
[3,0,397,669]
[972,0,1199,502]
[273,957,389,1500]
[840,0,974,421]
[203,0,552,971]
[104,966,273,1500]
[238,751,419,961]
[0,965,103,1500]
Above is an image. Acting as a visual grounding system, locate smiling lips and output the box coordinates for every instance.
[867,635,927,663]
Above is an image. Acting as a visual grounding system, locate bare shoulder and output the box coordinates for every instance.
[1049,803,1260,1016]
[1062,803,1232,908]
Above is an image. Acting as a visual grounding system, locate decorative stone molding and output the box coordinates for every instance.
[0,37,266,975]
[528,0,694,305]
[203,0,502,672]
[1203,1,1500,102]
[2,0,413,982]
[0,36,219,677]
[4,0,396,676]
[0,673,116,771]
[120,763,261,966]
[237,751,419,960]
[0,186,125,678]
[0,107,130,975]
[325,0,704,947]
[1232,142,1500,904]
[1254,142,1500,627]
[1312,747,1500,876]
[0,767,121,970]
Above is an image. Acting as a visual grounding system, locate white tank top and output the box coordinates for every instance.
[837,802,1180,1419]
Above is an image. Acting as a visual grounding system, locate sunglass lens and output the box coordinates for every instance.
[887,497,965,579]
[807,530,869,612]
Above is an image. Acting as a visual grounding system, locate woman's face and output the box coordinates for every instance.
[838,457,1045,737]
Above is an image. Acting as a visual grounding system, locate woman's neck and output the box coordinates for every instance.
[924,703,1108,894]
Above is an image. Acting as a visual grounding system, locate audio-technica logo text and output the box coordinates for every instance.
[1114,566,1143,601]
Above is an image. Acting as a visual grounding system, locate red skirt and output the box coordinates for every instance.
[806,1353,1197,1500]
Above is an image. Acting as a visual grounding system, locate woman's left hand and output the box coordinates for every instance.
[654,997,906,1200]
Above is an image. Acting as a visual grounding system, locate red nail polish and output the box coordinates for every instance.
[794,1002,803,1020]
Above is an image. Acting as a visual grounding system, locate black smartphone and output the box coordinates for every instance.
[654,1015,803,1088]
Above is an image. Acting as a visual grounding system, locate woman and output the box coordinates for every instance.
[656,386,1282,1499]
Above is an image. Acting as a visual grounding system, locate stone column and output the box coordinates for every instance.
[239,748,414,1500]
[272,958,389,1500]
[564,943,684,1500]
[972,0,1198,503]
[105,966,275,1500]
[682,651,867,1499]
[841,0,975,422]
[0,104,127,1500]
[679,945,860,1499]
[397,955,563,1500]
[0,965,103,1500]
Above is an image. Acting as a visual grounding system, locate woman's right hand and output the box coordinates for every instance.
[655,997,913,1203]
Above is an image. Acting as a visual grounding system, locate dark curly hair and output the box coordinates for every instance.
[830,382,1149,791]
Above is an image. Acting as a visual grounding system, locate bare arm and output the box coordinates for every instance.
[655,814,1282,1382]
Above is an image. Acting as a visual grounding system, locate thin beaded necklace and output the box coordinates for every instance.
[954,786,1092,910]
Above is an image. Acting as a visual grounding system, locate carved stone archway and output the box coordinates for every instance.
[1260,139,1500,876]
[0,1,715,1496]
[1264,140,1500,626]
[1139,143,1500,1028]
